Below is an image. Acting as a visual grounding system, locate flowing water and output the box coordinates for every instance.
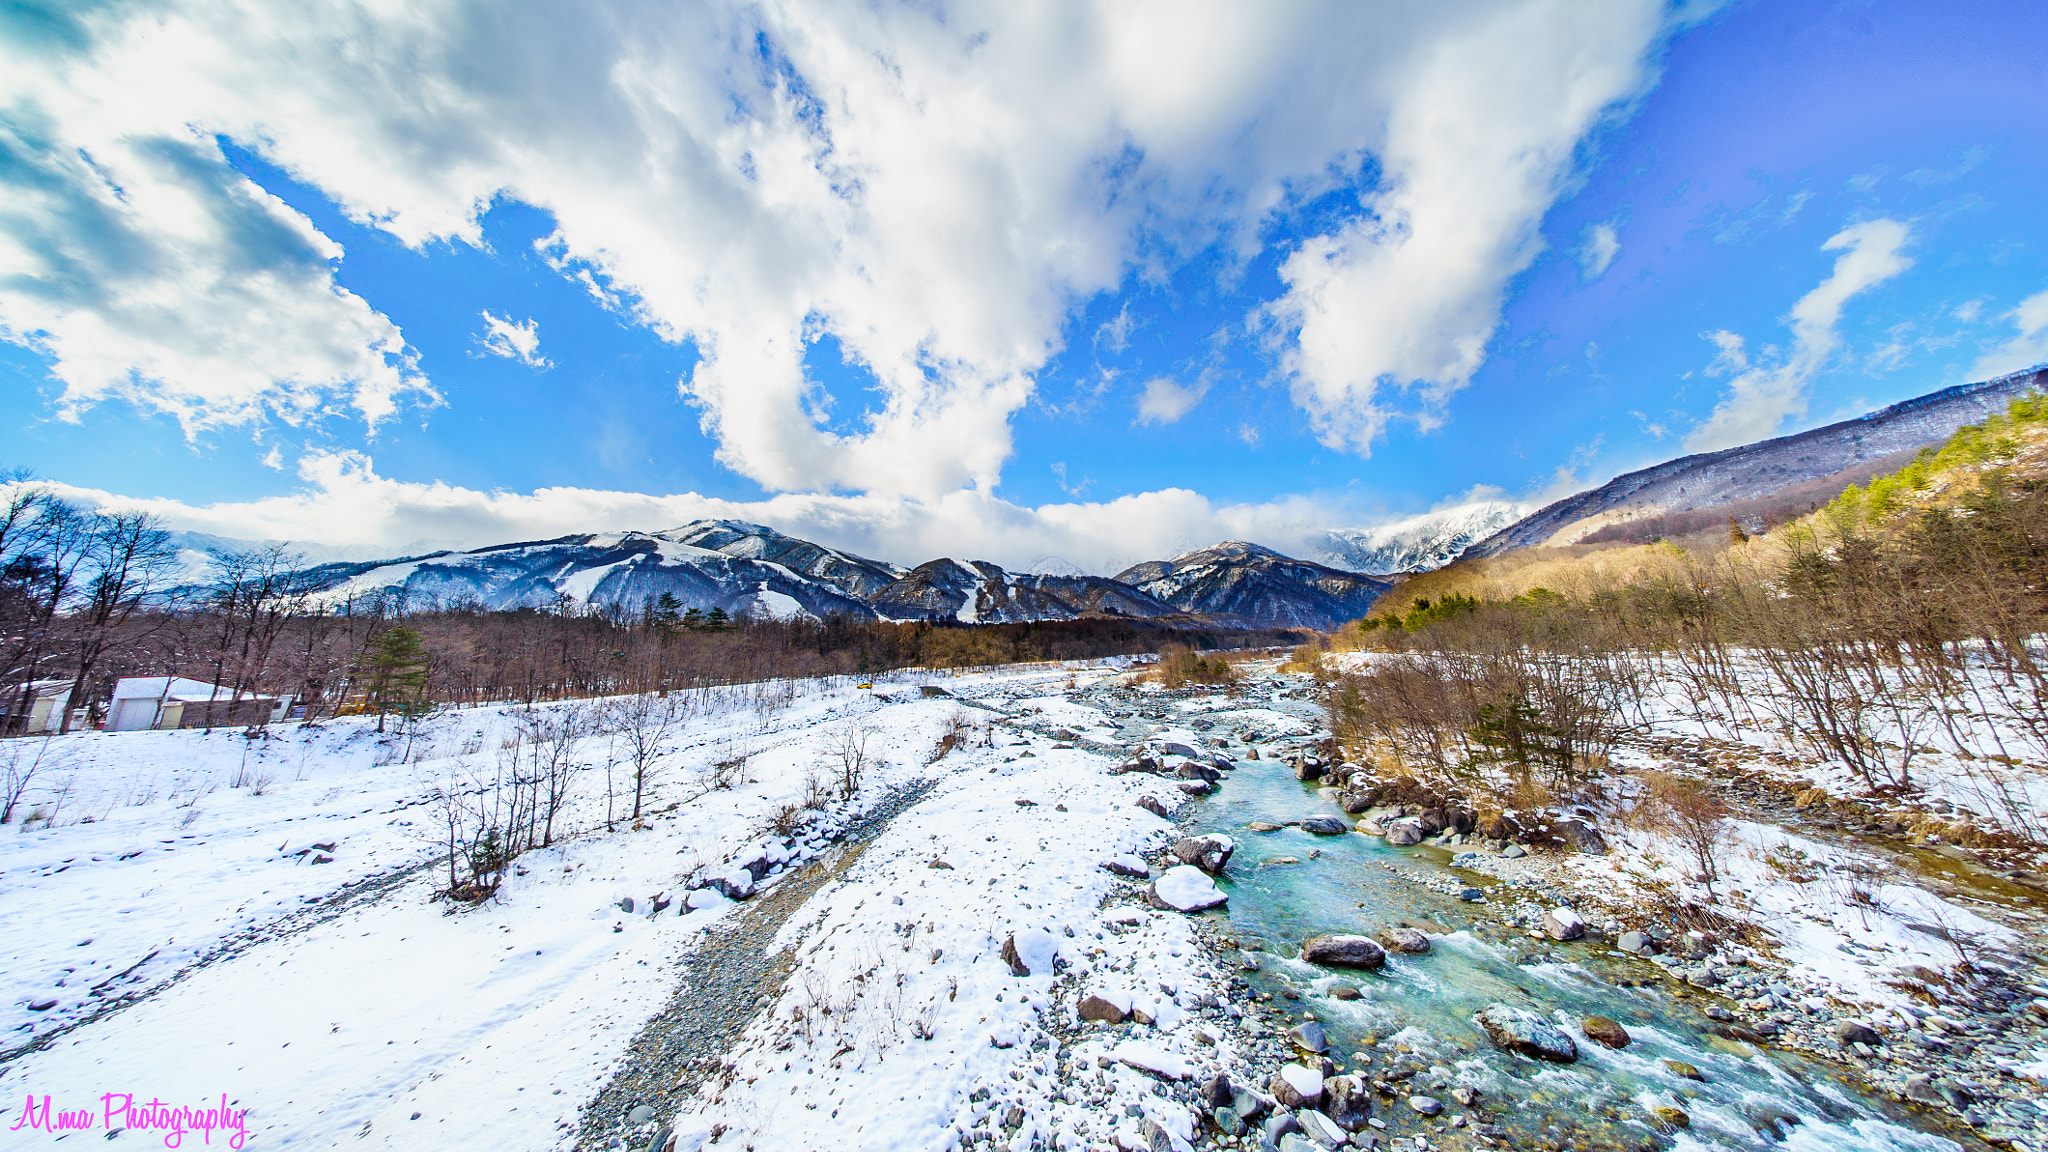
[1088,682,1966,1152]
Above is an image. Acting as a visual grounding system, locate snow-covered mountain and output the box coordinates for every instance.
[1318,501,1530,575]
[1114,541,1389,629]
[866,560,1180,623]
[303,521,898,620]
[1467,366,2048,559]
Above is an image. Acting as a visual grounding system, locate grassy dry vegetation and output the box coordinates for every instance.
[1325,392,2048,846]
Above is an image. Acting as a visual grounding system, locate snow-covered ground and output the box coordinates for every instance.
[0,661,1233,1151]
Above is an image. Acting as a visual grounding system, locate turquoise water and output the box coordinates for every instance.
[1112,684,1966,1151]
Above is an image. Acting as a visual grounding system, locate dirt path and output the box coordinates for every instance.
[573,780,939,1152]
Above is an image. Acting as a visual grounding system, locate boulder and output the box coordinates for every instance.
[1384,818,1425,846]
[1170,834,1235,873]
[1199,1073,1235,1109]
[1541,907,1586,941]
[1650,1106,1691,1129]
[1381,927,1431,954]
[1327,985,1363,1001]
[1136,795,1172,819]
[1835,1020,1882,1047]
[1268,1064,1324,1109]
[1320,1074,1373,1131]
[1079,992,1130,1024]
[1296,1107,1348,1148]
[1616,930,1650,955]
[1581,1016,1631,1049]
[1150,865,1228,912]
[1284,1020,1329,1054]
[1299,935,1386,970]
[1553,818,1608,854]
[683,887,734,913]
[1102,854,1150,878]
[1293,759,1324,782]
[1408,1096,1443,1117]
[1162,741,1203,759]
[1000,927,1059,976]
[1300,815,1349,836]
[1248,821,1284,833]
[1177,780,1215,796]
[1473,1004,1578,1063]
[1338,791,1374,814]
[708,868,756,901]
[1176,762,1222,782]
[1661,1059,1704,1081]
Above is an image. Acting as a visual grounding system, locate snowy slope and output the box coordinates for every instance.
[1468,366,2048,558]
[1318,501,1530,575]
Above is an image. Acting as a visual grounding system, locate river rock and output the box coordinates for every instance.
[1381,927,1431,954]
[1473,1004,1578,1063]
[1249,821,1284,832]
[1293,759,1324,782]
[1835,1019,1882,1046]
[1322,1074,1373,1131]
[1177,780,1214,796]
[1101,854,1149,878]
[1617,930,1650,955]
[1285,1020,1329,1054]
[1339,791,1374,814]
[1408,1096,1443,1117]
[1301,815,1349,835]
[1162,741,1203,759]
[1200,1073,1235,1109]
[1651,1106,1691,1129]
[1150,865,1228,912]
[1136,795,1171,819]
[1553,818,1608,854]
[1328,984,1362,1001]
[1300,935,1386,969]
[1000,927,1058,976]
[1582,1016,1631,1048]
[708,868,756,900]
[1542,907,1586,941]
[1176,761,1221,782]
[1269,1064,1324,1108]
[1213,1107,1244,1138]
[1078,993,1129,1024]
[1661,1059,1704,1081]
[1296,1107,1347,1147]
[1170,834,1236,873]
[1385,817,1425,846]
[1501,843,1527,858]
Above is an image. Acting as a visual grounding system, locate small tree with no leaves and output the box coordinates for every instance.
[606,691,684,822]
[1644,771,1730,900]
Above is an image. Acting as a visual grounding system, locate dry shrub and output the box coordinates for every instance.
[1641,771,1730,899]
[1157,644,1241,689]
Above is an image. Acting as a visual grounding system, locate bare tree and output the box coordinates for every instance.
[58,510,178,732]
[834,719,875,800]
[606,691,685,821]
[515,703,590,847]
[1643,772,1730,900]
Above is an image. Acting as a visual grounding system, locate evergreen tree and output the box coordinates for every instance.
[359,625,431,732]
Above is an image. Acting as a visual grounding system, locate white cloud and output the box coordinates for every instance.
[1685,219,1914,453]
[40,449,1368,576]
[1,0,1679,496]
[1134,375,1208,425]
[477,312,550,369]
[1577,221,1621,280]
[1966,288,2048,383]
[1267,0,1671,453]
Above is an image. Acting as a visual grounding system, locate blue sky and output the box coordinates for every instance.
[2,0,2045,571]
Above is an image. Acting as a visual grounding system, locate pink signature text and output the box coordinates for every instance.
[10,1092,248,1148]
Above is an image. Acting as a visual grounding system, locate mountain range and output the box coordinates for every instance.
[1318,500,1529,575]
[299,522,1388,630]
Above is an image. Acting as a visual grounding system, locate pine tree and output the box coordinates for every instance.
[359,625,431,732]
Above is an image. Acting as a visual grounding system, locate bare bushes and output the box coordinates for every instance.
[432,702,594,902]
[834,719,875,799]
[1638,772,1730,899]
[1157,644,1242,688]
[1334,603,1635,804]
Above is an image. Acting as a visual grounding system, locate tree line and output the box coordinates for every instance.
[0,478,1310,733]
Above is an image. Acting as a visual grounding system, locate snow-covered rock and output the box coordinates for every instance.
[1113,1041,1192,1080]
[1149,865,1227,912]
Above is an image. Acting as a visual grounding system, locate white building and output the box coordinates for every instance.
[105,678,292,732]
